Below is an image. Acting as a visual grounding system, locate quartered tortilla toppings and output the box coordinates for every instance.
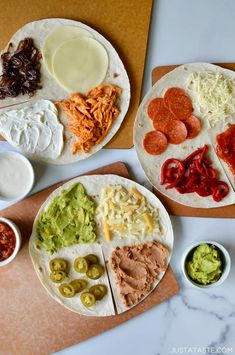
[110,241,169,307]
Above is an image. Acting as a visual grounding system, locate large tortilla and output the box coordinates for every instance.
[134,62,235,208]
[29,175,174,316]
[0,18,130,165]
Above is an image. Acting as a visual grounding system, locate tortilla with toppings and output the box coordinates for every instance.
[0,18,130,164]
[29,174,173,316]
[134,63,235,208]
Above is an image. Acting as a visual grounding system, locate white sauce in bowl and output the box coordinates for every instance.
[0,152,34,200]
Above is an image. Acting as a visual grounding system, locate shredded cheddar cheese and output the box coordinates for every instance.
[97,185,161,239]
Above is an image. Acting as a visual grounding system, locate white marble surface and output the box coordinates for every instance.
[1,0,235,354]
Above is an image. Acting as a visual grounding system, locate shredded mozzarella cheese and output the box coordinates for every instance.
[97,185,161,239]
[186,70,235,127]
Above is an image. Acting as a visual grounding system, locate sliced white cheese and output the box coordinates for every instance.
[0,100,64,160]
[52,37,109,93]
[42,25,92,74]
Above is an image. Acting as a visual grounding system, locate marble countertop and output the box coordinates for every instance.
[1,0,235,354]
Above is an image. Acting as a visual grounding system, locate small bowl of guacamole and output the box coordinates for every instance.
[181,241,231,288]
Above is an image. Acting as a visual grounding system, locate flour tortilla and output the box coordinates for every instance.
[0,18,130,165]
[134,62,235,208]
[29,175,174,316]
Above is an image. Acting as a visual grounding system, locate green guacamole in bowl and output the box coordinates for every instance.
[186,243,223,285]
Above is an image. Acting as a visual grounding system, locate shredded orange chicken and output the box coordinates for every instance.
[56,84,122,154]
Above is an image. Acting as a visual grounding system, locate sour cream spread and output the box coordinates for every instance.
[0,100,64,160]
[0,152,34,200]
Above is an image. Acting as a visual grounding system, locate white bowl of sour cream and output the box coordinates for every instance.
[0,151,34,202]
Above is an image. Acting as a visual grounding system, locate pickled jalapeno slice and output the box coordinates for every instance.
[59,283,75,298]
[49,258,67,272]
[89,284,107,300]
[50,271,66,283]
[86,264,104,280]
[70,279,88,293]
[74,257,89,273]
[85,254,99,265]
[81,292,96,308]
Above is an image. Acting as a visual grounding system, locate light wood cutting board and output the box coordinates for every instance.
[0,0,153,148]
[0,162,179,355]
[152,64,235,218]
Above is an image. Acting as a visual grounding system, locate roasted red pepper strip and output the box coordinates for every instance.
[212,181,229,202]
[183,147,203,165]
[160,159,185,188]
[199,144,209,164]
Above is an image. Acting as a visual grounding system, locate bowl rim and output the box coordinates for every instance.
[0,150,35,202]
[181,240,231,288]
[0,216,22,266]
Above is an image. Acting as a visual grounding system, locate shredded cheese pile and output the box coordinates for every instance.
[186,70,235,127]
[96,185,161,240]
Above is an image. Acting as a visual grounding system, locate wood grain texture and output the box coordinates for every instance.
[152,64,235,217]
[0,0,153,148]
[0,162,179,355]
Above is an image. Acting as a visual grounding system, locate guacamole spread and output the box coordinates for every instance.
[36,183,97,254]
[186,243,222,285]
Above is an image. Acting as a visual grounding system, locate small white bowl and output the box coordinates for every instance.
[181,240,231,288]
[0,217,22,266]
[0,151,34,202]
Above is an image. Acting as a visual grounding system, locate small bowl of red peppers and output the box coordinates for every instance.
[0,217,21,266]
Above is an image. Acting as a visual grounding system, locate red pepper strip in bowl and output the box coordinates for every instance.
[160,145,229,202]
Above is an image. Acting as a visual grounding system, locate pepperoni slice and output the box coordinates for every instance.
[184,115,201,139]
[143,131,168,155]
[164,87,193,121]
[152,105,175,132]
[147,98,165,120]
[164,120,187,144]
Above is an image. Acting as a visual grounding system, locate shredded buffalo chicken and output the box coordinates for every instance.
[56,84,122,154]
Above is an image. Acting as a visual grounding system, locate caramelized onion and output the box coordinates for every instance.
[0,37,42,99]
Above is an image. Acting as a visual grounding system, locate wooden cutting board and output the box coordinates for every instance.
[0,162,179,355]
[152,64,235,218]
[0,0,153,148]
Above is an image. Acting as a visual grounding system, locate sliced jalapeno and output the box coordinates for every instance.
[49,258,67,272]
[85,254,99,265]
[59,283,75,298]
[70,279,88,293]
[50,271,66,283]
[86,264,104,280]
[81,292,96,308]
[74,257,89,273]
[89,284,107,300]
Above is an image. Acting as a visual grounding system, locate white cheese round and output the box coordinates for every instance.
[42,25,92,74]
[52,37,109,93]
